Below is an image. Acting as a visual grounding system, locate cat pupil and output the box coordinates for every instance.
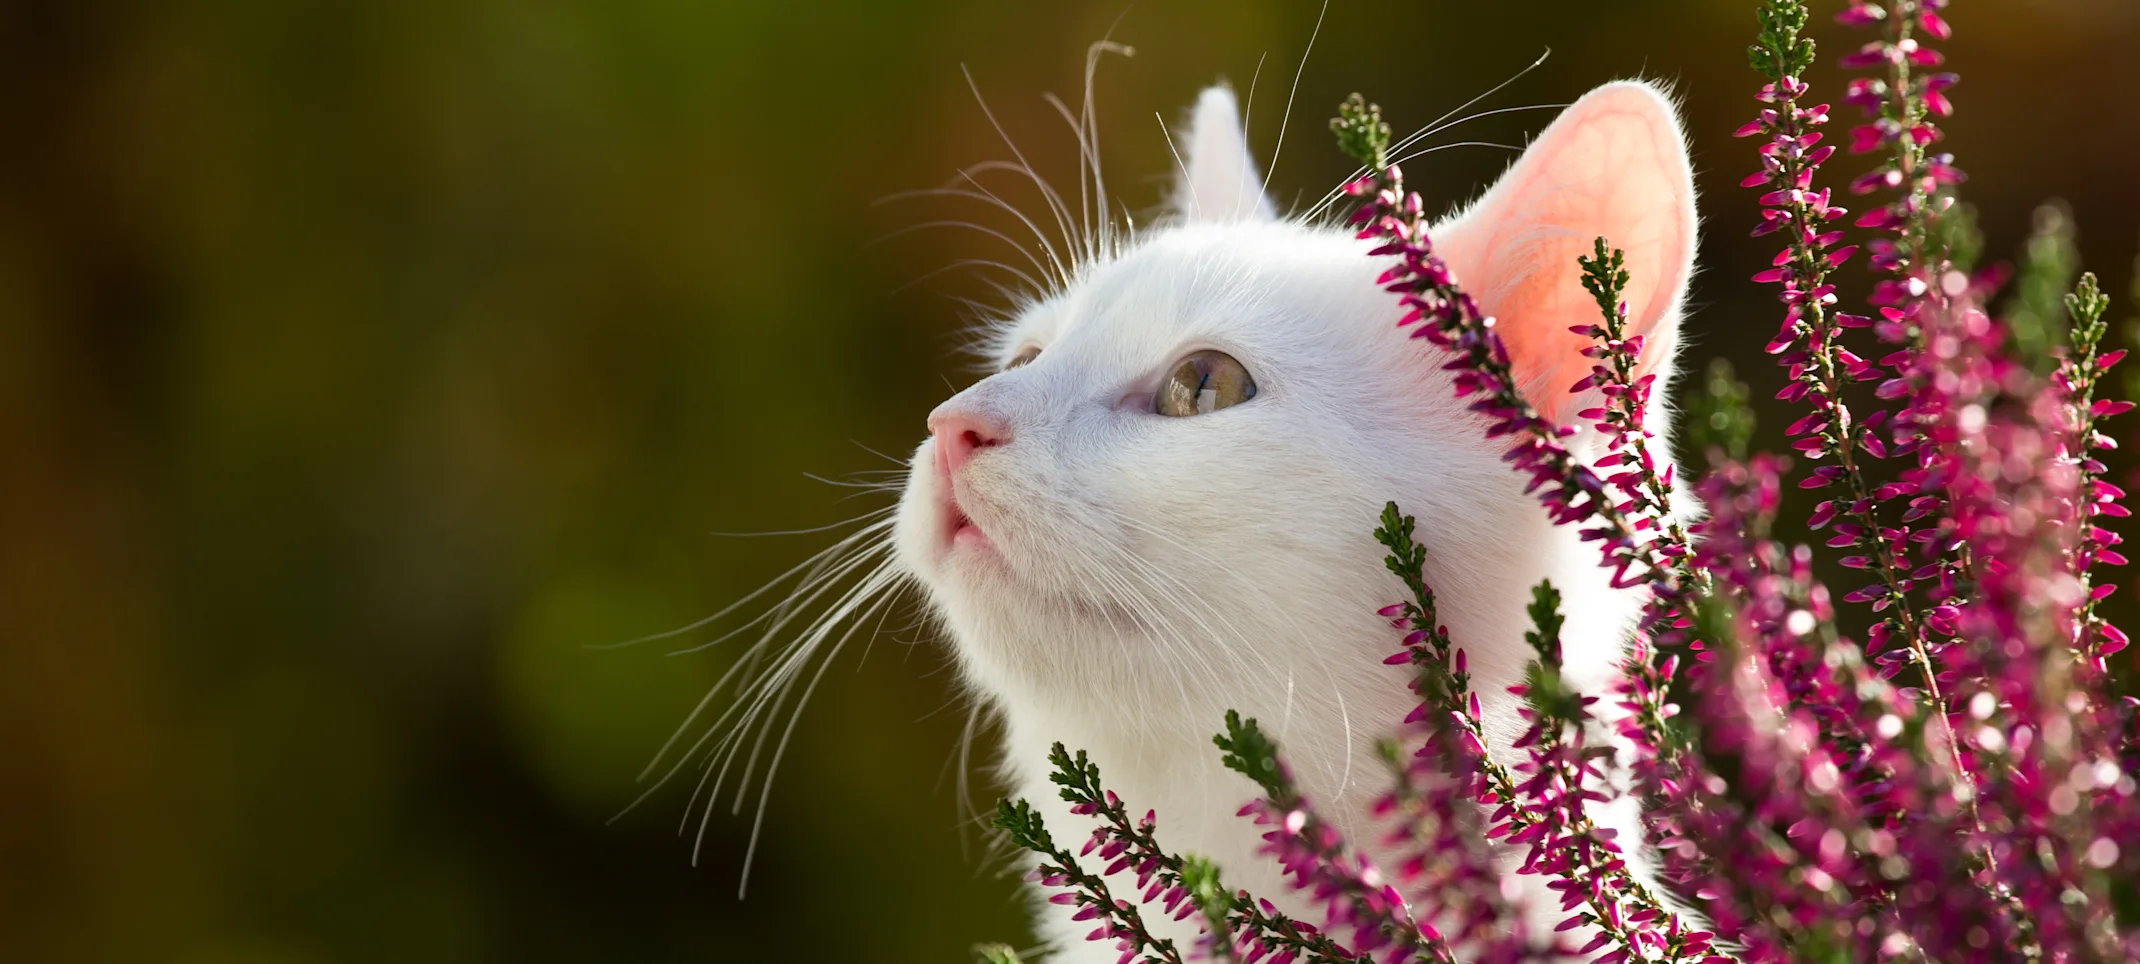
[1156,349,1255,417]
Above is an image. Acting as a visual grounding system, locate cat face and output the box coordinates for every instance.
[895,82,1698,729]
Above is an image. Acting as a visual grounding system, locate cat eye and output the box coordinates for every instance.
[1155,350,1257,417]
[1004,345,1041,371]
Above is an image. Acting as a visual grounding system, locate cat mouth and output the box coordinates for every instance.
[941,485,991,550]
[948,505,979,541]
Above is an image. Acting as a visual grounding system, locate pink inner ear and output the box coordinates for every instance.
[1435,83,1695,422]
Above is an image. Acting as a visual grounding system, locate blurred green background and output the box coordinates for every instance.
[3,1,2137,961]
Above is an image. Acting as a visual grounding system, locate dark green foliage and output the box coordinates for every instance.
[1375,503,1431,616]
[1374,503,1472,711]
[2067,270,2110,341]
[992,797,1057,857]
[1523,580,1565,667]
[1330,93,1392,172]
[1048,743,1107,807]
[1749,0,1816,80]
[1215,710,1290,805]
[1520,580,1588,729]
[1579,236,1631,324]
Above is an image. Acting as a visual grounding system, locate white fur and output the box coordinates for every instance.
[892,80,1699,960]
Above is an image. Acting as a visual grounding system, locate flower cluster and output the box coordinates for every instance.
[984,1,2140,961]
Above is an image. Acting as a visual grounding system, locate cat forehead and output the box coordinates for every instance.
[1002,221,1364,357]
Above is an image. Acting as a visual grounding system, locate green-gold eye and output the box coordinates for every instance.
[1156,350,1257,417]
[1004,345,1041,371]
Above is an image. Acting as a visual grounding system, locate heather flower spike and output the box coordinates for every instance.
[999,741,1386,964]
[993,789,1188,964]
[1744,0,1985,829]
[1217,711,1443,962]
[2056,272,2129,669]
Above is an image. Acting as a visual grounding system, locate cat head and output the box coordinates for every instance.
[894,81,1698,735]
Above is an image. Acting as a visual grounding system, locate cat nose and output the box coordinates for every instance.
[928,408,1010,479]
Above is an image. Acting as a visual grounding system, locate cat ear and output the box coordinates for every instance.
[1435,81,1697,425]
[1171,85,1276,223]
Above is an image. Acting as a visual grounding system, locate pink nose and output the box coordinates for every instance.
[929,410,1010,479]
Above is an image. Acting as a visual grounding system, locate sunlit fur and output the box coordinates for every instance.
[892,75,1700,957]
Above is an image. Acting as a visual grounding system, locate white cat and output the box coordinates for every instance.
[892,80,1699,959]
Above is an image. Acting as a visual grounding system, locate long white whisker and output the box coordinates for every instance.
[690,547,897,766]
[627,525,896,799]
[1240,50,1269,149]
[871,220,1057,285]
[1154,113,1194,220]
[851,573,907,671]
[1259,0,1329,199]
[878,179,1065,271]
[709,551,902,782]
[710,507,896,539]
[1300,50,1553,222]
[591,514,891,652]
[731,581,905,896]
[1389,103,1565,160]
[954,169,1076,290]
[731,573,902,812]
[654,553,898,826]
[891,257,1046,299]
[1079,39,1132,265]
[956,700,986,840]
[801,474,907,495]
[1388,140,1522,166]
[1336,686,1354,798]
[1417,47,1553,142]
[847,440,916,469]
[612,641,769,821]
[666,519,898,655]
[1301,103,1562,223]
[679,550,903,882]
[1042,91,1098,266]
[962,66,1083,283]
